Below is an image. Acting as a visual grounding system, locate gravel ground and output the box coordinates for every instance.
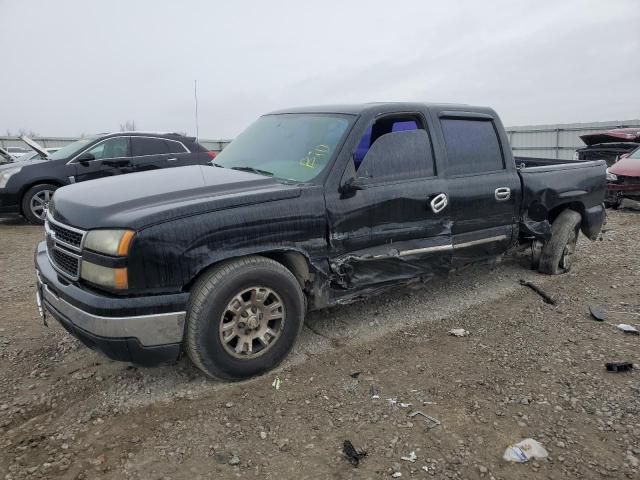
[0,209,639,479]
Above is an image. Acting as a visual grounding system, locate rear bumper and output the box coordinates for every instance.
[35,242,188,365]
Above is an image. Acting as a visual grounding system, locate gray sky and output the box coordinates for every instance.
[1,0,639,139]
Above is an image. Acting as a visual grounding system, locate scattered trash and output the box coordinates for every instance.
[342,440,367,467]
[503,438,548,463]
[448,328,469,337]
[421,466,429,473]
[519,279,556,305]
[616,324,639,335]
[589,305,606,321]
[408,411,441,429]
[391,472,402,478]
[271,377,282,390]
[370,386,380,399]
[350,371,361,379]
[399,402,412,408]
[606,362,634,372]
[401,451,417,462]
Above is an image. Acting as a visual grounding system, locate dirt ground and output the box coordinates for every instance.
[1,209,639,480]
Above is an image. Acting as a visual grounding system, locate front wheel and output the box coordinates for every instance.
[538,209,581,275]
[22,184,58,225]
[185,256,305,380]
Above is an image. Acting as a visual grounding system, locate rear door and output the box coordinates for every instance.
[130,136,191,172]
[326,112,452,289]
[432,111,521,264]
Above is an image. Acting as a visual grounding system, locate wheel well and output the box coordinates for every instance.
[18,180,64,215]
[547,202,584,225]
[186,251,314,292]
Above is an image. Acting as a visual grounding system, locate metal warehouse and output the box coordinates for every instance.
[506,119,640,160]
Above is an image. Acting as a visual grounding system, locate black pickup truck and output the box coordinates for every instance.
[34,103,606,380]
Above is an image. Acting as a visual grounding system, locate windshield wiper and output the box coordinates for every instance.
[231,166,274,177]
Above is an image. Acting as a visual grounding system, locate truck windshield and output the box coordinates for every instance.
[214,114,352,182]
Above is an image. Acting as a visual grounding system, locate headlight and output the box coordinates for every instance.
[0,167,22,188]
[84,229,135,256]
[81,260,128,289]
[605,168,618,182]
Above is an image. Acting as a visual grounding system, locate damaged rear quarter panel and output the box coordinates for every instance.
[519,160,607,239]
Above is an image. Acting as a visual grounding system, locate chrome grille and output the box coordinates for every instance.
[51,248,80,278]
[49,222,83,248]
[45,214,86,280]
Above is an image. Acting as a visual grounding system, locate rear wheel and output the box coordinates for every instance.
[22,184,57,225]
[185,256,305,380]
[538,209,581,275]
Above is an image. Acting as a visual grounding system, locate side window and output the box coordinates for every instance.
[131,137,170,156]
[86,137,129,160]
[354,116,435,181]
[166,140,188,154]
[441,119,504,175]
[354,117,421,168]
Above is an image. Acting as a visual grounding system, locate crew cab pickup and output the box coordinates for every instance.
[34,103,607,380]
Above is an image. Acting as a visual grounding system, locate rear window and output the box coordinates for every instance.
[441,119,504,175]
[131,137,170,156]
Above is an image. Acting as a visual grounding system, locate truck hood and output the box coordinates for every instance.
[609,157,640,177]
[51,165,302,230]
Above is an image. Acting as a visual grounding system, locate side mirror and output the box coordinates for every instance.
[77,152,95,165]
[339,177,366,195]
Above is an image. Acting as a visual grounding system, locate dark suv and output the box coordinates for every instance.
[0,132,213,224]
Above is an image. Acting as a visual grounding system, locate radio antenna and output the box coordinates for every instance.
[194,79,199,142]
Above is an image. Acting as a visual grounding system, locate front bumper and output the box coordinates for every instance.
[607,182,640,199]
[35,242,188,365]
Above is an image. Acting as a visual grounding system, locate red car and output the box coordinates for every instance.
[606,146,640,208]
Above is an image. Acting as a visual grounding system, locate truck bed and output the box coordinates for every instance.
[514,156,583,167]
[517,158,606,240]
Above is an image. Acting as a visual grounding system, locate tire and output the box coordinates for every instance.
[538,209,581,275]
[185,256,305,380]
[22,184,58,225]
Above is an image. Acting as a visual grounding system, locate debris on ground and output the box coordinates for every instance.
[342,440,367,467]
[350,371,361,379]
[271,376,282,390]
[391,472,402,478]
[589,304,606,321]
[605,362,634,372]
[519,279,556,305]
[448,328,469,337]
[401,451,417,462]
[616,323,639,335]
[408,411,441,428]
[370,385,380,399]
[503,438,549,463]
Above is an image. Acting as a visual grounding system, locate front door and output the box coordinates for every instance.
[325,113,452,292]
[73,136,133,183]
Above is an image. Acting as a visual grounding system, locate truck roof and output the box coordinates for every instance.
[267,102,496,117]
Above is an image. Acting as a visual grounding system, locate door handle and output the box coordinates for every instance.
[430,193,448,213]
[495,187,511,201]
[167,157,178,162]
